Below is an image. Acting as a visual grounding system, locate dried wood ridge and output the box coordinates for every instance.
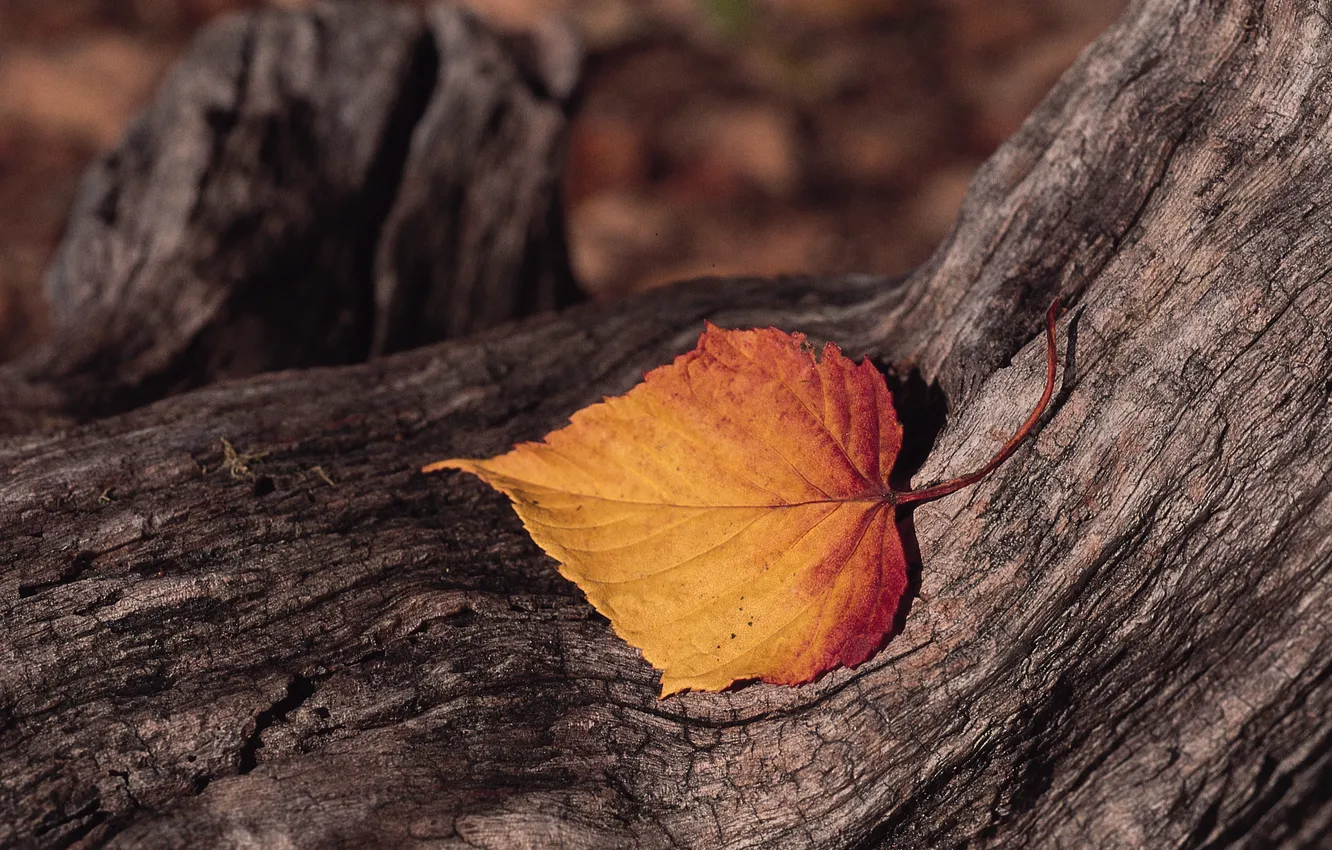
[3,1,1331,848]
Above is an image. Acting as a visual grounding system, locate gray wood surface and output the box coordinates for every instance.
[3,0,1331,847]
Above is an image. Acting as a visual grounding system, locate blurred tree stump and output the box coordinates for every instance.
[4,1,1332,848]
[0,0,579,433]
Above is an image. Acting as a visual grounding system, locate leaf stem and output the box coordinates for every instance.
[895,298,1060,506]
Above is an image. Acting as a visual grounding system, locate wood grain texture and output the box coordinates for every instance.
[372,4,581,353]
[4,0,1332,847]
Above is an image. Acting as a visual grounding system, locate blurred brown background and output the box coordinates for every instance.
[0,0,1126,364]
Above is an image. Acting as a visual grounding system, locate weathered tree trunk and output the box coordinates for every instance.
[3,0,1331,848]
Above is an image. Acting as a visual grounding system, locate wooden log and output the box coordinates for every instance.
[4,0,1331,847]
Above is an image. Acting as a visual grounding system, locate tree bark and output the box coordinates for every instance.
[4,1,1332,848]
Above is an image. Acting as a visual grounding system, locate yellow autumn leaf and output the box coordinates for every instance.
[428,305,1058,696]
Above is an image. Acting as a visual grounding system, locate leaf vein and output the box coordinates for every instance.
[714,333,876,491]
[675,502,884,681]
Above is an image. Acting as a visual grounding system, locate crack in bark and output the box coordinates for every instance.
[236,671,330,776]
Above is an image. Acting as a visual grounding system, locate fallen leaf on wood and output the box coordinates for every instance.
[427,302,1060,696]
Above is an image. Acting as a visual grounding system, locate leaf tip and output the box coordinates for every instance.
[422,458,472,475]
[658,678,691,699]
